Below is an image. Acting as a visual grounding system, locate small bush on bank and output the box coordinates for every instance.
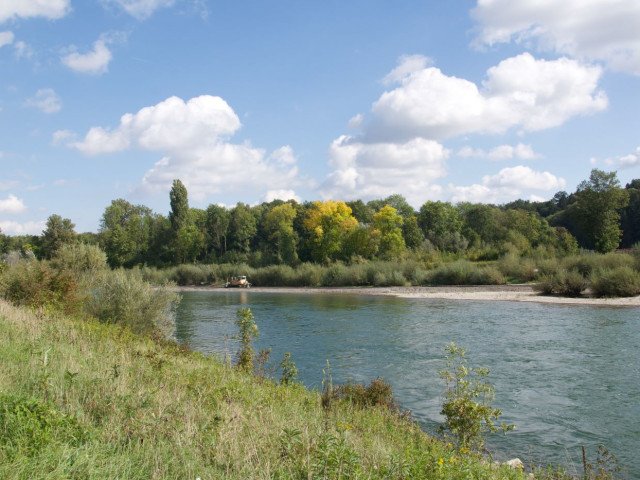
[84,269,179,338]
[497,254,537,282]
[591,267,640,298]
[563,252,634,277]
[335,378,397,411]
[172,264,212,286]
[428,261,505,286]
[0,260,81,314]
[534,270,587,297]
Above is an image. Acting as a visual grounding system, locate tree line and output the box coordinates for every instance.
[1,169,638,267]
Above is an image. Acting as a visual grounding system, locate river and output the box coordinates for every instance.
[175,290,640,477]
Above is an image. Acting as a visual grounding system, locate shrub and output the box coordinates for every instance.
[536,258,560,277]
[235,307,258,373]
[0,260,81,314]
[439,343,514,450]
[534,270,588,297]
[172,264,211,286]
[279,352,298,385]
[51,243,108,275]
[591,267,640,297]
[428,261,505,286]
[497,254,537,282]
[335,378,397,410]
[84,269,179,338]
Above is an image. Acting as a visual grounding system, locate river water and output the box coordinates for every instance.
[175,290,640,477]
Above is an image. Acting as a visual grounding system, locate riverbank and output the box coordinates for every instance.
[175,284,640,307]
[0,299,528,479]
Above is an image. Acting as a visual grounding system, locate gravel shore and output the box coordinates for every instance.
[175,284,640,307]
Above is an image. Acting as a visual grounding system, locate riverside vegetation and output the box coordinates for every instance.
[0,246,624,478]
[2,169,640,297]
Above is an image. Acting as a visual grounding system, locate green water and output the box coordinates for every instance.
[175,291,640,477]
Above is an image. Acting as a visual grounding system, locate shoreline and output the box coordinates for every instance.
[174,284,640,307]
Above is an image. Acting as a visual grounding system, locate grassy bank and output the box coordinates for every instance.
[0,300,529,479]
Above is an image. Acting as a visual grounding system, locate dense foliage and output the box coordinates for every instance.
[1,170,638,268]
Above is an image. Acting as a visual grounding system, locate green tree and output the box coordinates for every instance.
[169,179,190,232]
[368,194,415,218]
[228,203,258,254]
[373,205,405,259]
[621,180,640,247]
[571,169,629,252]
[402,215,424,250]
[235,307,258,373]
[40,214,76,258]
[263,203,298,264]
[205,204,230,258]
[99,199,153,267]
[418,201,465,250]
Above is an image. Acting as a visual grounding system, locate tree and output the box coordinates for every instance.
[228,203,257,254]
[205,204,230,258]
[262,203,298,264]
[402,215,424,250]
[419,201,465,250]
[40,214,76,258]
[169,179,190,232]
[303,201,358,262]
[368,194,415,218]
[99,199,153,267]
[621,180,640,247]
[571,169,629,252]
[372,205,405,259]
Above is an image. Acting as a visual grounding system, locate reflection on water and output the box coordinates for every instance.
[175,291,640,478]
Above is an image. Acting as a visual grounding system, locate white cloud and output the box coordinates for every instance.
[604,146,640,168]
[0,31,14,48]
[472,0,640,75]
[72,95,301,200]
[0,0,70,23]
[106,0,175,19]
[263,190,300,203]
[382,54,432,85]
[61,38,113,75]
[0,180,19,191]
[13,40,32,59]
[458,143,539,161]
[0,194,27,214]
[0,220,45,235]
[367,53,607,142]
[25,88,61,114]
[52,129,75,145]
[449,166,566,203]
[321,136,447,205]
[348,113,364,129]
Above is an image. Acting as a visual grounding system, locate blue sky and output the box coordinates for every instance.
[1,0,639,234]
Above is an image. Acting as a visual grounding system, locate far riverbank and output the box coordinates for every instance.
[174,284,640,307]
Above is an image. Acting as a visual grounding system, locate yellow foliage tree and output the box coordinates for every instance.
[303,201,358,262]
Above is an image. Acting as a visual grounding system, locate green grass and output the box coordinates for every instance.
[0,300,527,479]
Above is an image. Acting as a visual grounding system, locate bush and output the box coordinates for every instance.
[534,270,588,297]
[0,260,81,314]
[84,269,179,338]
[335,378,397,411]
[591,267,640,297]
[172,264,211,286]
[497,254,537,282]
[439,343,514,450]
[51,243,108,275]
[428,261,505,286]
[563,252,634,277]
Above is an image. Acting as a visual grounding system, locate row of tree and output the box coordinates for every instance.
[1,170,638,267]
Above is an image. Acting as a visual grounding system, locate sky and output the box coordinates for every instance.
[1,0,639,234]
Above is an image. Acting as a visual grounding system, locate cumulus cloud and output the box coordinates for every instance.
[449,166,565,203]
[382,54,432,85]
[472,0,640,75]
[321,136,447,205]
[71,95,301,200]
[0,31,14,48]
[263,190,300,203]
[0,0,70,23]
[458,143,539,161]
[0,220,45,235]
[604,146,640,169]
[61,37,114,75]
[106,0,175,19]
[25,88,62,114]
[367,53,607,142]
[0,194,27,214]
[52,129,75,145]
